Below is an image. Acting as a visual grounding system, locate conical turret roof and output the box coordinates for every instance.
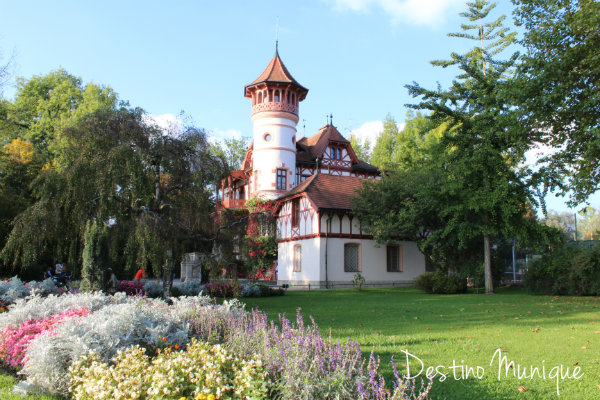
[244,49,308,98]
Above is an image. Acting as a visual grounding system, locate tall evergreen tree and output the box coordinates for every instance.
[406,0,529,294]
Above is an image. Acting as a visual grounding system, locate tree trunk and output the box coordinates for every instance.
[484,234,494,294]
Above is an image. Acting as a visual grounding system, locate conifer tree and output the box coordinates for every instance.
[406,0,529,294]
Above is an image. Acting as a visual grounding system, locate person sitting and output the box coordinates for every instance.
[44,266,54,279]
[134,268,145,281]
[55,263,66,275]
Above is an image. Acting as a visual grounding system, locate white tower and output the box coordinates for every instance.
[244,47,308,200]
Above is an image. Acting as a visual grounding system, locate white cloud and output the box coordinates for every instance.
[348,120,384,144]
[325,0,464,27]
[208,129,244,144]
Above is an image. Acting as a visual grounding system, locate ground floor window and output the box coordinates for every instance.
[386,245,402,272]
[293,244,302,272]
[344,243,360,272]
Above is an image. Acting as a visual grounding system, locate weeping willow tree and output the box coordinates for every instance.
[2,105,227,297]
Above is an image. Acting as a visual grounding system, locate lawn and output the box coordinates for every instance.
[243,287,600,400]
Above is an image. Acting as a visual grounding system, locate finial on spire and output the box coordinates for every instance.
[275,17,279,55]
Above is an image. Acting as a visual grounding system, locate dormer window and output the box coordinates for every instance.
[337,148,342,160]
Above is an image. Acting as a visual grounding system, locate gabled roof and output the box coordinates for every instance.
[296,124,367,166]
[276,174,367,212]
[244,50,308,97]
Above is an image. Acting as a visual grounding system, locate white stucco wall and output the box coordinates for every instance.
[278,238,322,284]
[278,237,425,287]
[251,113,297,198]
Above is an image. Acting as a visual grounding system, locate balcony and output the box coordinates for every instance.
[217,198,247,211]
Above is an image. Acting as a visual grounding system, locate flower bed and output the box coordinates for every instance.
[0,292,432,399]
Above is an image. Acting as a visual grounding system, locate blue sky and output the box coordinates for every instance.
[0,0,596,213]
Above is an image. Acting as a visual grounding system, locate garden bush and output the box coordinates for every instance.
[524,243,600,295]
[119,280,145,296]
[179,278,205,296]
[0,307,89,368]
[143,280,163,298]
[414,271,467,294]
[70,340,271,400]
[1,291,431,399]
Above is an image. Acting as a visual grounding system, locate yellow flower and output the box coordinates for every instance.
[207,395,216,400]
[196,395,205,400]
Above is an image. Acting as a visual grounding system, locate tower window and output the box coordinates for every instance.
[274,90,280,102]
[292,93,296,104]
[263,133,272,142]
[258,92,263,103]
[276,169,287,190]
[330,147,335,159]
[337,148,342,160]
[286,91,290,103]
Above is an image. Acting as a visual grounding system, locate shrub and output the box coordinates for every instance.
[26,278,59,297]
[70,339,271,400]
[0,307,89,368]
[143,280,163,298]
[203,281,233,298]
[414,271,466,294]
[241,283,261,297]
[414,272,434,293]
[0,276,30,305]
[353,273,365,291]
[22,298,193,395]
[119,280,145,296]
[179,278,205,296]
[0,291,125,332]
[523,243,600,295]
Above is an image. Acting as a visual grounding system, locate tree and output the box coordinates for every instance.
[210,137,249,171]
[349,134,371,163]
[406,0,529,294]
[370,114,399,170]
[80,220,110,292]
[513,0,600,204]
[2,105,227,295]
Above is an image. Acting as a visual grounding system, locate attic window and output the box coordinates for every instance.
[337,148,342,160]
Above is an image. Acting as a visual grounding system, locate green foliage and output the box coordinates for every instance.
[525,242,600,296]
[352,273,365,291]
[405,0,531,293]
[414,271,467,294]
[349,134,371,163]
[209,136,249,171]
[1,73,227,289]
[513,0,600,204]
[80,220,109,292]
[369,112,445,172]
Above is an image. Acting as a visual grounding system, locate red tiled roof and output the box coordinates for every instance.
[244,50,308,95]
[278,174,368,211]
[296,124,359,164]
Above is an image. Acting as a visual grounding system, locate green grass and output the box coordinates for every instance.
[0,369,62,400]
[243,287,600,400]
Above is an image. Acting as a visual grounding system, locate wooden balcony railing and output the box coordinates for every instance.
[217,198,247,210]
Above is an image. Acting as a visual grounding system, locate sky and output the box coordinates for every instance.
[0,0,596,213]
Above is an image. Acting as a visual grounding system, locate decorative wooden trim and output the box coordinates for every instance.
[276,232,373,243]
[254,147,296,154]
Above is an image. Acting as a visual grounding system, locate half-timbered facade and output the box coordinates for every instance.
[273,174,426,288]
[217,48,426,287]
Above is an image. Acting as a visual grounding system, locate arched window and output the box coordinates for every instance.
[274,90,280,102]
[337,148,342,160]
[330,147,335,159]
